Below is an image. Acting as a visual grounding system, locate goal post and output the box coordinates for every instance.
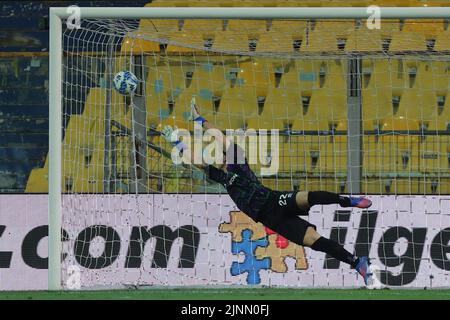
[49,6,450,290]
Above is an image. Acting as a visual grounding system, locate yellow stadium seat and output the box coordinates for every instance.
[374,119,420,174]
[226,19,267,34]
[345,30,382,51]
[165,31,205,52]
[277,64,302,90]
[313,20,355,35]
[301,30,340,52]
[402,20,444,39]
[361,60,400,128]
[377,19,401,37]
[182,19,224,32]
[139,19,180,32]
[324,138,347,172]
[247,117,288,131]
[64,115,104,147]
[389,32,427,52]
[256,32,296,53]
[212,31,250,52]
[395,88,436,122]
[208,112,246,131]
[25,168,48,192]
[291,117,330,131]
[220,88,259,119]
[428,61,450,92]
[381,117,420,131]
[321,59,347,94]
[269,20,307,35]
[121,35,160,53]
[288,60,341,92]
[362,135,383,174]
[307,90,347,123]
[82,88,106,119]
[147,64,187,94]
[419,136,441,174]
[263,88,302,120]
[300,20,355,53]
[237,58,273,93]
[189,62,229,93]
[434,31,450,51]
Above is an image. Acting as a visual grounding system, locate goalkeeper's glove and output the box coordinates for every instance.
[188,96,206,126]
[162,125,187,153]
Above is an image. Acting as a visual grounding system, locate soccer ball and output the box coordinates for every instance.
[113,71,138,95]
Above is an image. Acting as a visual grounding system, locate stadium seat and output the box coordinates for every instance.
[419,135,441,174]
[280,63,320,101]
[269,20,308,34]
[402,20,444,39]
[434,31,450,51]
[188,61,230,93]
[226,19,267,34]
[377,19,401,37]
[428,61,450,92]
[256,32,296,53]
[301,30,340,52]
[308,90,347,123]
[345,30,382,52]
[182,19,224,32]
[247,117,288,131]
[220,88,260,120]
[237,58,273,92]
[212,31,250,52]
[362,60,399,128]
[389,32,427,52]
[363,135,380,174]
[323,138,347,172]
[300,20,355,53]
[263,88,302,120]
[139,19,181,33]
[165,30,205,52]
[121,34,160,53]
[313,20,355,33]
[25,168,48,192]
[395,88,436,122]
[82,88,106,119]
[208,112,246,131]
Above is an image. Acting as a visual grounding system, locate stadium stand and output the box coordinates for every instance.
[1,0,448,195]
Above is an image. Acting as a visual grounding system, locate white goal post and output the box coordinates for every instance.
[49,6,450,290]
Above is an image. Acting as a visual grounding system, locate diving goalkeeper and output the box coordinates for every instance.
[162,98,374,286]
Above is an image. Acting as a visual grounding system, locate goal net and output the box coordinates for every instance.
[56,9,450,289]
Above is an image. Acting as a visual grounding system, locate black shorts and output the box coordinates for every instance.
[258,191,317,246]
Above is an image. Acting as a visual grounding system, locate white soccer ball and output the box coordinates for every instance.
[113,71,138,95]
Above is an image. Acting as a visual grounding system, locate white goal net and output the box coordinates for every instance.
[57,12,450,289]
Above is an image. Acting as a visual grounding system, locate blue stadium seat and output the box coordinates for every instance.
[0,105,48,118]
[0,133,48,146]
[0,147,47,161]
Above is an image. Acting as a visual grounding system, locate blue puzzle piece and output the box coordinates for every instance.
[230,229,271,285]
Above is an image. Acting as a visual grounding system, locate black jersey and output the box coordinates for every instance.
[207,161,271,222]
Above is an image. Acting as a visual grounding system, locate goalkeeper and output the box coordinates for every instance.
[162,98,374,286]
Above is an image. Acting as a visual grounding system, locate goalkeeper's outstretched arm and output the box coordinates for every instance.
[161,125,206,170]
[188,96,231,153]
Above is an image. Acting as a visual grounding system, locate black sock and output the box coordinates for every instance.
[311,237,359,268]
[308,191,351,207]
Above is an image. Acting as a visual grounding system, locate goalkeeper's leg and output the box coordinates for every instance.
[303,226,373,286]
[295,191,372,211]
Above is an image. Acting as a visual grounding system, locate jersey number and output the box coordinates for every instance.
[278,194,288,206]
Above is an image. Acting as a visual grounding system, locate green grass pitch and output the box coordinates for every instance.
[1,288,450,300]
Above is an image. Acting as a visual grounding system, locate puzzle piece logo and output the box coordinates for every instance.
[230,229,271,284]
[219,211,309,284]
